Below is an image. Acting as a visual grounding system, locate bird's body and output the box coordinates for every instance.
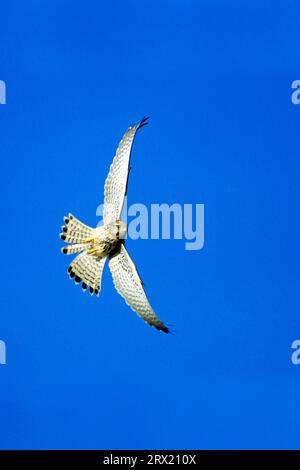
[85,221,127,258]
[60,117,169,333]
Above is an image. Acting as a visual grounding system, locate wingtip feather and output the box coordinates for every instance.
[137,116,150,129]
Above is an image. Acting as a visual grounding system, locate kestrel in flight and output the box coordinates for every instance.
[60,117,169,333]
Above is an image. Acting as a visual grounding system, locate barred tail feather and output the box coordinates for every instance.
[61,243,88,255]
[68,252,106,296]
[60,213,94,243]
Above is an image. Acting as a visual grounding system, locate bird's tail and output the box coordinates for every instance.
[67,252,106,296]
[60,213,106,295]
[60,213,94,253]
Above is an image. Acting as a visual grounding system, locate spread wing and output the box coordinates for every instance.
[108,244,168,333]
[103,117,149,224]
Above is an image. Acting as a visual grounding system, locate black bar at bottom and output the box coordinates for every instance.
[0,450,300,464]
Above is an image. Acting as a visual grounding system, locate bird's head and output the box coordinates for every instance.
[117,220,127,240]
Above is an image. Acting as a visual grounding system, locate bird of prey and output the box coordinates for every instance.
[60,117,169,333]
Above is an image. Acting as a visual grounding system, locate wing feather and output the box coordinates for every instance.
[103,117,149,224]
[108,244,168,332]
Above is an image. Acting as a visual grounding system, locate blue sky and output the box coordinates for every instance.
[1,0,300,450]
